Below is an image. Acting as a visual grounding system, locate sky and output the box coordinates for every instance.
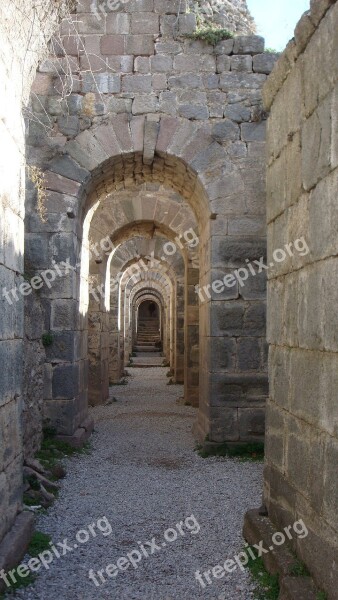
[246,0,310,51]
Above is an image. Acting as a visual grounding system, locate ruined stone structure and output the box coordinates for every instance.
[258,1,338,596]
[189,0,256,34]
[24,0,270,446]
[0,0,337,597]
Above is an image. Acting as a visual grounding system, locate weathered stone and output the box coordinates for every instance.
[233,35,265,55]
[212,120,240,142]
[253,53,279,74]
[214,38,234,55]
[106,13,130,34]
[178,13,197,34]
[216,55,231,73]
[231,55,253,72]
[125,34,155,55]
[168,73,202,89]
[122,74,152,93]
[131,12,159,34]
[224,103,251,122]
[100,34,125,55]
[132,95,159,114]
[151,54,173,72]
[134,56,151,73]
[57,116,80,137]
[178,104,209,120]
[241,121,266,141]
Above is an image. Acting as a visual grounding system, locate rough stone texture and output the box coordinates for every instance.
[0,511,35,593]
[243,510,321,600]
[262,2,338,598]
[188,0,256,35]
[0,0,68,563]
[22,0,270,454]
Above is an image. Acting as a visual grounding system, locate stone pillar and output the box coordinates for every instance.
[108,284,121,383]
[174,280,185,383]
[184,266,199,406]
[88,263,109,406]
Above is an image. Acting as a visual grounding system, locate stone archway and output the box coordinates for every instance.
[25,111,268,445]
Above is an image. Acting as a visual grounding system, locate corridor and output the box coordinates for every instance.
[15,368,263,600]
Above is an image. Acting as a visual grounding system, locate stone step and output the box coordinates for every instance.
[133,346,159,352]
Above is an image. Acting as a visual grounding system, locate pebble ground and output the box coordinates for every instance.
[13,367,263,600]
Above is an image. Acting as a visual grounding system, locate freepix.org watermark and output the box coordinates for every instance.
[194,518,308,590]
[0,516,112,589]
[88,514,201,587]
[195,237,310,303]
[1,227,199,306]
[90,0,129,21]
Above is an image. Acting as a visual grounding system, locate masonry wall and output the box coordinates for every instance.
[0,0,66,554]
[263,1,338,596]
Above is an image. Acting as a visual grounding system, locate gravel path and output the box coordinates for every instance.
[14,368,263,600]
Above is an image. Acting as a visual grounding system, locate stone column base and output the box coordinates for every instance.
[0,511,35,593]
[56,416,94,448]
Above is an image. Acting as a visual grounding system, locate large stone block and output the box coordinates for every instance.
[131,12,159,34]
[212,120,240,142]
[220,72,266,90]
[231,55,253,72]
[233,36,265,55]
[178,104,209,120]
[132,95,159,114]
[238,408,265,439]
[209,407,239,442]
[150,54,173,73]
[241,121,266,142]
[174,54,215,72]
[125,35,155,55]
[238,337,261,370]
[224,104,251,122]
[212,236,266,268]
[48,155,90,184]
[0,397,22,471]
[253,53,279,74]
[106,13,130,34]
[302,93,332,191]
[52,363,80,400]
[168,73,202,89]
[50,299,79,331]
[210,301,245,337]
[122,74,152,93]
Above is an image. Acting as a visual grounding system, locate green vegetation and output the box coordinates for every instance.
[316,592,327,600]
[0,533,51,597]
[289,560,310,577]
[28,531,52,556]
[186,25,234,46]
[246,546,279,600]
[42,332,53,347]
[36,428,91,472]
[0,572,36,596]
[265,47,279,54]
[197,441,264,462]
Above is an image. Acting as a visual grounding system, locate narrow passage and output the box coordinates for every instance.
[15,368,263,600]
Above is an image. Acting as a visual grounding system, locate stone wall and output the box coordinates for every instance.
[263,1,338,597]
[0,0,68,557]
[189,0,256,35]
